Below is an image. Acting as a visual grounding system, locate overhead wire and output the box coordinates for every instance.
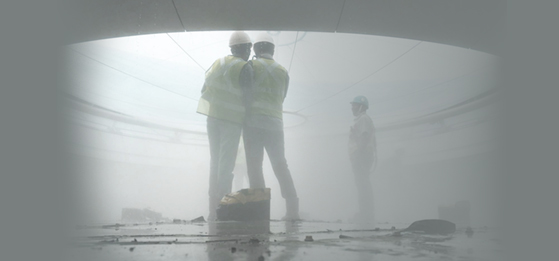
[335,0,348,32]
[72,120,208,146]
[302,59,495,121]
[273,31,307,47]
[371,91,487,121]
[68,31,239,118]
[71,142,205,161]
[64,92,208,135]
[372,89,490,121]
[295,41,423,113]
[171,0,187,32]
[402,137,499,158]
[68,47,199,102]
[379,117,498,145]
[372,65,491,106]
[287,31,300,73]
[167,33,207,72]
[68,88,191,116]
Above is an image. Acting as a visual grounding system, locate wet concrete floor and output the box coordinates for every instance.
[68,220,503,260]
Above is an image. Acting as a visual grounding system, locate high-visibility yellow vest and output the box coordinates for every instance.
[250,58,288,119]
[196,56,247,124]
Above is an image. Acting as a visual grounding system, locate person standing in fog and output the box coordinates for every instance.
[243,33,300,220]
[196,31,253,220]
[348,95,377,224]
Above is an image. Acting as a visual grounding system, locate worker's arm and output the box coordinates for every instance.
[201,59,218,94]
[201,83,207,94]
[239,61,254,107]
[353,118,375,156]
[356,130,371,153]
[284,73,290,100]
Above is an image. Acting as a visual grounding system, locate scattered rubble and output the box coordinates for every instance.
[191,216,206,223]
[398,219,456,235]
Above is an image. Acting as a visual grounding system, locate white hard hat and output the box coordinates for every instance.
[253,33,274,45]
[229,31,251,47]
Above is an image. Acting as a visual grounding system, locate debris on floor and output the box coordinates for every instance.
[68,219,502,260]
[190,216,206,223]
[217,188,271,221]
[398,219,456,235]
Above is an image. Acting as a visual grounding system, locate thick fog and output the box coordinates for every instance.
[62,31,503,227]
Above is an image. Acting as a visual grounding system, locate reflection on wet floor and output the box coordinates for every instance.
[68,220,504,260]
[207,220,271,261]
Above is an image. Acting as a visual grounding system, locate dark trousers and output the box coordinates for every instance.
[243,126,298,200]
[207,117,242,218]
[351,153,374,218]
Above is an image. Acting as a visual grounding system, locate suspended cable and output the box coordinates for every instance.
[372,87,493,121]
[403,138,499,158]
[287,31,299,73]
[171,0,187,32]
[69,47,198,101]
[379,115,499,144]
[167,33,207,72]
[72,123,208,146]
[282,110,308,129]
[64,93,207,135]
[69,88,190,115]
[273,31,307,47]
[335,0,348,32]
[71,142,206,160]
[295,41,422,113]
[372,65,491,106]
[304,64,496,121]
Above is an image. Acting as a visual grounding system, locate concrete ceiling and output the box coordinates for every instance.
[61,0,505,165]
[62,0,505,56]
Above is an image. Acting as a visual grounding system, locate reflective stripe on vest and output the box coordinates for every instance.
[251,58,288,119]
[196,56,246,124]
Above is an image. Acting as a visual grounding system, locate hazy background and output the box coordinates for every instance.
[61,31,504,227]
[3,1,558,261]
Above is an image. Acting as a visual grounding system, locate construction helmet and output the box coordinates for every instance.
[350,95,369,109]
[229,31,252,47]
[253,33,275,45]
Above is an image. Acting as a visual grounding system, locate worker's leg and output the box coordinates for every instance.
[206,117,221,220]
[264,130,298,199]
[352,159,374,223]
[215,119,242,201]
[233,164,246,192]
[243,126,266,188]
[264,130,299,220]
[354,171,373,216]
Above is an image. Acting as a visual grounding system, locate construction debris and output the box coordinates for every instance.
[398,219,456,235]
[191,216,206,223]
[217,188,271,221]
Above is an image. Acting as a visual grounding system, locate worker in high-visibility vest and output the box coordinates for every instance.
[348,95,377,224]
[196,31,253,221]
[243,33,300,220]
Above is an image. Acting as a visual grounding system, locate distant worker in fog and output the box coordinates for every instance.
[348,95,377,224]
[243,33,300,220]
[196,31,253,220]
